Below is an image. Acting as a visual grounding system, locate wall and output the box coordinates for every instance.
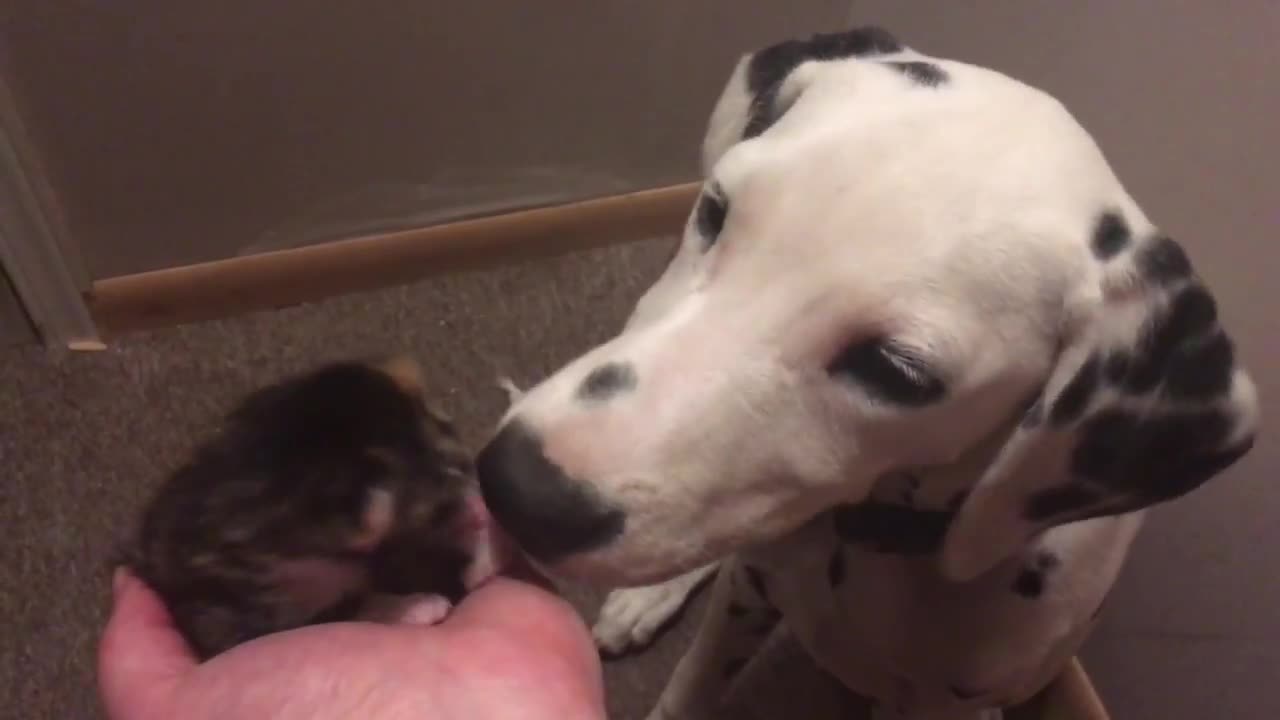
[0,1,846,279]
[0,267,36,345]
[847,1,1280,717]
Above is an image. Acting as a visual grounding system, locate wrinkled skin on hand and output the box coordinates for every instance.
[98,569,606,720]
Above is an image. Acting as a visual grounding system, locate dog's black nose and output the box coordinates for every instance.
[476,421,625,562]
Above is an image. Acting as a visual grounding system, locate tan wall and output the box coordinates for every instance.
[0,267,36,345]
[0,1,847,278]
[848,2,1280,717]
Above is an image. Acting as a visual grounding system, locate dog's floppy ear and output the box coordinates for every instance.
[701,26,905,173]
[941,232,1260,582]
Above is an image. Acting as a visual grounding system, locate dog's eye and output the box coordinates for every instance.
[827,337,946,406]
[695,185,728,251]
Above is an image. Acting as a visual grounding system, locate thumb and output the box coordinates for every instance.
[444,577,599,674]
[98,569,197,719]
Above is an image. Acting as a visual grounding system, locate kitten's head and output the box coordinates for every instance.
[218,355,475,550]
[129,356,501,588]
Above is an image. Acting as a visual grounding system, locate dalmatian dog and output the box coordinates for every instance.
[476,26,1260,720]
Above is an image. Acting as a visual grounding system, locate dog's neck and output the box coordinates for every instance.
[819,419,1021,557]
[864,414,1021,513]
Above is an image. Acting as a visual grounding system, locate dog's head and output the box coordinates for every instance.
[477,28,1260,587]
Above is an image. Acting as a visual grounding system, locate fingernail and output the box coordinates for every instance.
[112,567,129,596]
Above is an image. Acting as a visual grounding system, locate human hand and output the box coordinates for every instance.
[98,569,606,720]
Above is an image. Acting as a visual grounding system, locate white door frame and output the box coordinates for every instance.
[0,73,101,351]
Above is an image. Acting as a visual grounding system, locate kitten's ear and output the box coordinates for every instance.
[374,355,425,399]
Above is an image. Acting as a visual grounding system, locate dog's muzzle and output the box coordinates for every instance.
[476,420,626,563]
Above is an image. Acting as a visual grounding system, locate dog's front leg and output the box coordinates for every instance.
[647,558,781,720]
[594,562,719,656]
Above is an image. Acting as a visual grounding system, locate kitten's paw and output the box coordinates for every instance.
[360,592,453,625]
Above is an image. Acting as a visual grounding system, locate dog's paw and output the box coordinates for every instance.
[592,563,718,657]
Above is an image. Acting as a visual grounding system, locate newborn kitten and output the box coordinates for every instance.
[120,356,503,660]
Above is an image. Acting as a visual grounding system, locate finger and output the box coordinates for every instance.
[444,576,597,668]
[98,569,197,718]
[446,577,605,712]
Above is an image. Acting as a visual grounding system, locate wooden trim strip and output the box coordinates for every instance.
[89,182,700,337]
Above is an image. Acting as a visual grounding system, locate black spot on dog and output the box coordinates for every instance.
[743,565,771,603]
[1025,484,1103,522]
[833,501,955,554]
[1069,411,1142,480]
[1120,285,1218,395]
[885,60,947,86]
[723,657,750,679]
[746,27,903,95]
[744,27,902,138]
[1071,409,1233,489]
[1137,236,1192,286]
[1034,550,1060,570]
[1026,408,1253,524]
[1164,330,1235,401]
[828,337,946,406]
[577,362,637,402]
[1012,551,1059,599]
[727,602,749,618]
[1012,567,1046,598]
[695,187,729,250]
[827,547,846,588]
[1050,355,1101,425]
[1086,438,1255,524]
[1092,212,1131,259]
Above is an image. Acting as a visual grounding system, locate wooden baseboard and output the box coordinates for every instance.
[87,182,700,338]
